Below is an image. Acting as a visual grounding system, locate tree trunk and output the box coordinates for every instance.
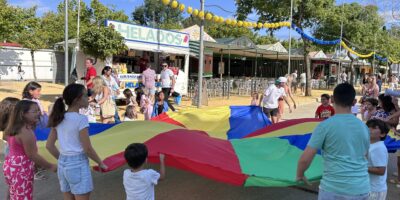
[31,50,37,81]
[347,51,355,86]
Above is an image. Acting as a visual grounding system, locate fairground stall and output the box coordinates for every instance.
[105,20,190,98]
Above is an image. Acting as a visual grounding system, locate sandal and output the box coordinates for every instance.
[34,172,47,180]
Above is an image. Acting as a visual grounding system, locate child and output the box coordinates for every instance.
[152,92,171,117]
[0,97,20,155]
[140,89,153,120]
[123,143,165,200]
[366,119,389,200]
[22,81,48,128]
[315,94,335,119]
[79,104,97,123]
[3,100,56,200]
[123,88,138,107]
[297,83,370,199]
[0,97,19,200]
[251,92,258,106]
[46,83,108,199]
[362,98,379,121]
[124,105,138,121]
[351,98,359,116]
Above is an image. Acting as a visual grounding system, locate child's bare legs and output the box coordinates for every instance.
[75,193,90,200]
[63,192,75,200]
[63,192,90,200]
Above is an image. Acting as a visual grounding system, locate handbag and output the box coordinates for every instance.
[101,97,116,118]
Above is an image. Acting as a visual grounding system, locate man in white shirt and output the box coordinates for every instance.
[259,77,293,123]
[300,72,306,95]
[160,63,175,103]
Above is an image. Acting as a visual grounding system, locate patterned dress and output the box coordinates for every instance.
[3,136,35,200]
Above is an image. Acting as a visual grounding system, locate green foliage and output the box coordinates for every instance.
[132,0,183,28]
[0,1,38,43]
[80,26,127,60]
[314,3,384,54]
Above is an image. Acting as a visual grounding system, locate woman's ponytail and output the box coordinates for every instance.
[47,97,66,127]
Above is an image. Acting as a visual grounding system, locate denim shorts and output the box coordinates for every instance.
[318,188,368,200]
[58,154,93,195]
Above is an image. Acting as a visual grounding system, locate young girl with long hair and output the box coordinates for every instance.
[46,83,107,200]
[3,100,56,200]
[91,76,115,123]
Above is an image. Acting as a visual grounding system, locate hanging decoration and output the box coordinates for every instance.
[291,24,340,45]
[390,57,400,64]
[161,0,400,62]
[374,54,388,62]
[340,41,374,58]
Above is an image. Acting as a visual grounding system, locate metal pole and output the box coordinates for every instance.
[64,0,69,85]
[288,0,293,74]
[197,0,205,108]
[76,0,80,50]
[228,45,231,99]
[372,33,376,74]
[338,2,344,84]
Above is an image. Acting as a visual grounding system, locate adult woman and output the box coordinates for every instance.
[102,66,121,123]
[91,76,115,123]
[372,94,398,127]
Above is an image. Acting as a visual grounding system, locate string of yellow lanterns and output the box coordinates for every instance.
[161,0,290,29]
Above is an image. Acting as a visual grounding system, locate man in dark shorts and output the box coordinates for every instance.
[259,77,293,123]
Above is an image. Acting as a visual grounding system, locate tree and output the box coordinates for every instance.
[132,0,183,29]
[236,0,335,96]
[314,3,385,84]
[0,0,37,43]
[16,7,46,81]
[80,25,127,60]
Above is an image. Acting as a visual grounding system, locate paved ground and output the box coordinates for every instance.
[1,99,400,199]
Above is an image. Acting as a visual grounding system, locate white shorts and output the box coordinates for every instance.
[369,191,387,200]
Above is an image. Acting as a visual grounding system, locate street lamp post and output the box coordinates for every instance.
[64,0,69,85]
[198,0,205,108]
[288,0,294,75]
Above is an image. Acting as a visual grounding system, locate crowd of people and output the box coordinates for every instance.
[3,64,400,200]
[80,58,179,124]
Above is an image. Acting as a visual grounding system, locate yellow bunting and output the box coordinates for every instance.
[187,6,193,14]
[278,22,284,27]
[198,11,205,19]
[171,0,178,8]
[192,9,199,16]
[213,15,219,22]
[340,41,374,58]
[231,20,237,26]
[257,22,263,28]
[252,22,257,28]
[162,0,170,6]
[206,13,213,20]
[263,23,269,28]
[237,20,243,27]
[390,57,400,63]
[218,17,224,23]
[225,19,232,25]
[179,4,185,12]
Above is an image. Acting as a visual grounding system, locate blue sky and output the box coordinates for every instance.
[8,0,396,40]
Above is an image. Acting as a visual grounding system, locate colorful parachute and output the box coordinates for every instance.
[34,106,400,187]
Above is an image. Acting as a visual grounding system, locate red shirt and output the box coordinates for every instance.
[85,66,97,89]
[315,104,335,119]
